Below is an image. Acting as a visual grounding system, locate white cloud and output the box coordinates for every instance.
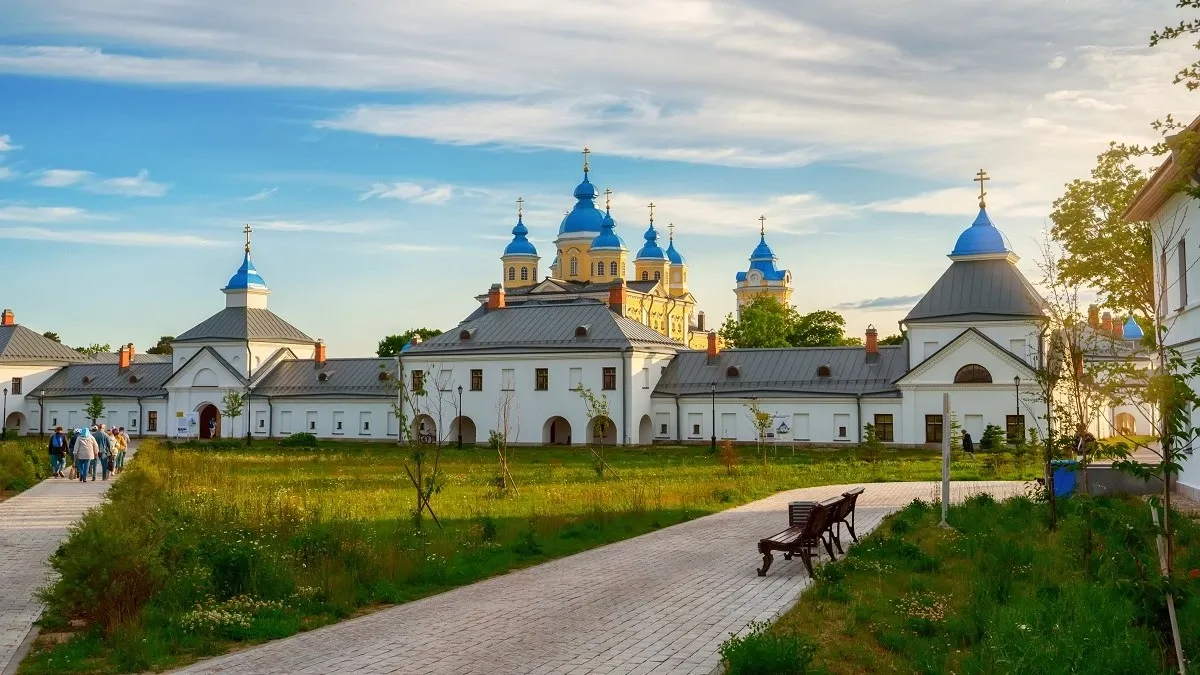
[360,182,454,204]
[0,134,17,152]
[88,169,170,197]
[245,187,278,201]
[34,169,91,187]
[0,205,92,222]
[0,226,218,247]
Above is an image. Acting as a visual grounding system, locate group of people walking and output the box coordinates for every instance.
[47,424,129,482]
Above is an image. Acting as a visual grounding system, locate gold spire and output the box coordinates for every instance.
[974,169,990,208]
[517,196,524,219]
[243,223,252,254]
[668,222,675,241]
[758,215,766,236]
[648,201,656,226]
[582,146,591,174]
[604,187,613,211]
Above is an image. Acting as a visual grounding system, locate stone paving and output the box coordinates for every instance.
[0,446,135,674]
[173,480,1027,675]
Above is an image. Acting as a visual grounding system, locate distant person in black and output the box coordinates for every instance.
[962,430,975,457]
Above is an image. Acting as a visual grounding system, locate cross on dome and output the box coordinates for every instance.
[974,169,990,208]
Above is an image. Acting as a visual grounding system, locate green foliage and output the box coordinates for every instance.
[377,328,444,357]
[278,432,318,448]
[84,394,105,425]
[74,343,111,356]
[719,620,819,675]
[979,424,1006,451]
[719,296,859,349]
[145,336,174,355]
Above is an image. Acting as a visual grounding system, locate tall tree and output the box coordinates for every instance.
[1049,143,1153,319]
[42,331,61,343]
[75,343,110,357]
[718,296,796,348]
[378,328,444,357]
[145,336,174,355]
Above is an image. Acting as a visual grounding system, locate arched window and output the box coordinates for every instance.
[596,261,605,276]
[816,365,831,378]
[507,267,515,281]
[654,271,661,280]
[520,267,528,281]
[570,257,578,276]
[954,364,993,384]
[610,261,618,276]
[641,271,648,280]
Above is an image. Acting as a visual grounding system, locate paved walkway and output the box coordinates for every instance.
[174,480,1027,675]
[0,446,135,674]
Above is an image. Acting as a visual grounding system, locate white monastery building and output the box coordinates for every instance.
[0,158,1149,451]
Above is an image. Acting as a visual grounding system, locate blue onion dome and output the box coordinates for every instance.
[503,214,538,256]
[1123,315,1144,341]
[590,208,626,251]
[635,223,668,260]
[224,252,267,290]
[666,236,685,265]
[950,207,1013,258]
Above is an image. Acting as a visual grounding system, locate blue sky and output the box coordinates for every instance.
[0,0,1195,355]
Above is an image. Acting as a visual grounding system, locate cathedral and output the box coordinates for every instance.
[483,149,716,350]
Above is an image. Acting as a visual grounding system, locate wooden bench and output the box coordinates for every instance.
[757,497,839,576]
[828,487,865,554]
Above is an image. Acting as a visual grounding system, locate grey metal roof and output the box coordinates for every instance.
[0,325,90,363]
[411,300,683,355]
[174,307,314,344]
[252,358,397,398]
[653,345,908,398]
[904,259,1046,323]
[87,352,173,364]
[29,362,172,399]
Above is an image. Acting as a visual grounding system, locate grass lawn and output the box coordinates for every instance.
[24,438,1040,674]
[722,493,1200,674]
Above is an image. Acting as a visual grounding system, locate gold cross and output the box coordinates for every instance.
[517,196,524,219]
[667,222,675,241]
[604,187,613,211]
[582,146,590,174]
[243,223,252,254]
[648,202,655,225]
[758,215,766,236]
[974,169,989,208]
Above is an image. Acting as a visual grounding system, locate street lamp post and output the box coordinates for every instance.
[457,385,463,449]
[1013,375,1021,444]
[710,382,717,453]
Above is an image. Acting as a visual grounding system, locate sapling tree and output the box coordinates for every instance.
[744,398,773,466]
[220,390,245,439]
[576,385,619,478]
[85,394,105,426]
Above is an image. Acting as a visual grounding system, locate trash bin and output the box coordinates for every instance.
[1051,459,1078,497]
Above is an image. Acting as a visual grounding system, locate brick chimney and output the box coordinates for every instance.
[707,332,719,359]
[0,309,13,327]
[1087,305,1099,328]
[865,324,878,355]
[697,311,706,332]
[1101,311,1113,335]
[314,339,327,367]
[487,283,506,311]
[608,280,626,316]
[118,344,130,369]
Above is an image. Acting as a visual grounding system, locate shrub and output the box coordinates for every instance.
[279,433,318,448]
[719,620,819,674]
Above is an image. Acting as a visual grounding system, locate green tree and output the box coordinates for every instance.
[42,331,61,343]
[377,328,444,357]
[75,343,110,357]
[85,395,105,425]
[719,297,795,348]
[1049,143,1153,319]
[145,336,174,355]
[220,390,245,440]
[880,334,905,346]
